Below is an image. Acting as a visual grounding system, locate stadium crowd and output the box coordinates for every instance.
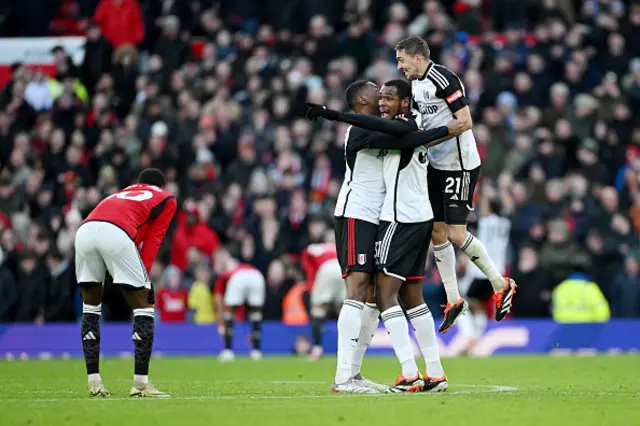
[0,0,639,324]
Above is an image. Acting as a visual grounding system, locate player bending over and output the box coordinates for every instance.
[75,168,177,397]
[213,247,265,361]
[306,81,462,393]
[309,80,455,392]
[395,36,517,332]
[301,241,345,360]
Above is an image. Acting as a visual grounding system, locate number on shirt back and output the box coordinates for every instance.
[108,190,154,202]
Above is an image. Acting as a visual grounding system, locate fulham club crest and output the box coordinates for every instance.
[423,90,430,100]
[357,254,367,265]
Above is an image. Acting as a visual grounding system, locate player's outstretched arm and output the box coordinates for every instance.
[304,102,415,137]
[335,112,415,137]
[364,125,450,150]
[139,197,178,273]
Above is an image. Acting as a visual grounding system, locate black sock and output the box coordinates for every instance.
[81,304,102,375]
[310,308,326,347]
[248,311,262,350]
[132,308,155,376]
[224,312,234,350]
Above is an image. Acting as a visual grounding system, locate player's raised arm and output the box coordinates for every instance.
[139,196,177,274]
[363,125,450,150]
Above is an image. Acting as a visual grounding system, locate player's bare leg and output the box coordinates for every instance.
[399,281,448,392]
[332,271,378,393]
[447,224,516,321]
[219,307,236,361]
[351,282,388,392]
[79,283,110,397]
[120,286,169,398]
[247,306,263,360]
[376,273,422,393]
[309,303,329,360]
[432,222,469,333]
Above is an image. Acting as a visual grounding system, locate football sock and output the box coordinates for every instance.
[223,311,234,350]
[381,305,419,379]
[407,304,445,378]
[352,303,379,376]
[310,307,327,347]
[472,311,488,338]
[248,311,262,351]
[132,308,155,379]
[335,299,363,384]
[460,234,506,292]
[433,242,461,304]
[81,303,102,381]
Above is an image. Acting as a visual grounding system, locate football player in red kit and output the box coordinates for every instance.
[213,247,266,362]
[301,242,344,360]
[75,168,177,398]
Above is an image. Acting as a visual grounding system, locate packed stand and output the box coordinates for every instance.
[0,0,639,324]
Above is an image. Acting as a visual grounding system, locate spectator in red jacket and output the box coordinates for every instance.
[156,265,188,323]
[94,0,144,48]
[170,203,221,271]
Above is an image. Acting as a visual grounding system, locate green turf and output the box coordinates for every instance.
[0,355,638,426]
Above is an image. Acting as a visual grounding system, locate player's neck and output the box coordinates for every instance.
[417,59,432,79]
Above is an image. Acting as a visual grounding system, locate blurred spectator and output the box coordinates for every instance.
[511,247,553,317]
[94,0,144,48]
[156,265,188,322]
[170,203,221,271]
[44,249,76,322]
[552,257,611,323]
[188,265,215,324]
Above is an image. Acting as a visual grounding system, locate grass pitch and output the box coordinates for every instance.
[0,355,638,426]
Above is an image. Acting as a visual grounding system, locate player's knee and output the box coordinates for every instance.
[446,225,468,246]
[122,287,153,310]
[80,284,103,306]
[431,223,448,245]
[344,272,369,302]
[374,282,398,312]
[365,283,376,305]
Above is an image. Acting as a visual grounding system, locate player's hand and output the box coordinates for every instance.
[304,102,339,121]
[446,118,466,136]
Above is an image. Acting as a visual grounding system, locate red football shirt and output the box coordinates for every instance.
[156,288,188,322]
[83,183,177,273]
[300,243,338,289]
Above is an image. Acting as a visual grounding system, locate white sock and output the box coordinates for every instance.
[433,242,461,304]
[88,373,101,383]
[472,311,488,337]
[381,306,419,378]
[456,310,477,339]
[335,299,364,384]
[407,304,445,378]
[352,303,379,376]
[460,234,505,292]
[134,374,149,384]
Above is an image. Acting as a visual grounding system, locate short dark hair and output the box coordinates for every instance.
[345,80,373,110]
[382,79,411,100]
[395,36,430,58]
[138,168,166,187]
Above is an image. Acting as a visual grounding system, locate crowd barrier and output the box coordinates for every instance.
[1,320,638,359]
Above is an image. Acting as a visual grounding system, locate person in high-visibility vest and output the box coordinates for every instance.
[552,272,610,323]
[282,282,310,325]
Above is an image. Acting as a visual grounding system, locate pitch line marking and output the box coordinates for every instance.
[0,384,518,403]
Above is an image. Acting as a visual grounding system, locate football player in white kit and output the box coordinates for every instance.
[306,81,463,393]
[394,36,517,332]
[307,80,465,392]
